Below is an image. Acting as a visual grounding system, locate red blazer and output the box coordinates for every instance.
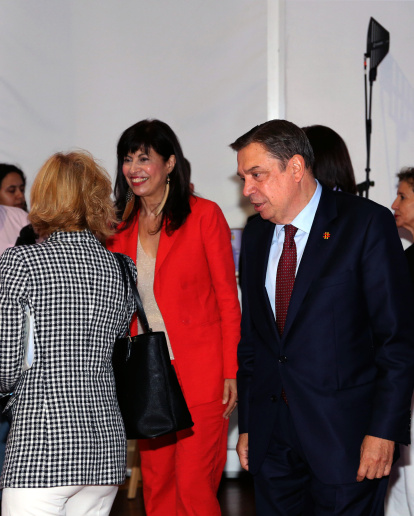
[107,196,241,408]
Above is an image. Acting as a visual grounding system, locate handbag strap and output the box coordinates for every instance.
[113,252,152,334]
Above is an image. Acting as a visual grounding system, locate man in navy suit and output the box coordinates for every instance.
[231,120,414,515]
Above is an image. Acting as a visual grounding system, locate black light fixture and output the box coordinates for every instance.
[367,18,390,83]
[358,18,390,198]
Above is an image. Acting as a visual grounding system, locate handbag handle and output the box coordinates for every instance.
[114,252,152,334]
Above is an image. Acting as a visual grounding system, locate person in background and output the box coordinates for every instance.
[0,151,136,516]
[386,166,414,516]
[0,164,27,211]
[391,167,414,289]
[232,119,414,516]
[107,119,241,516]
[0,163,29,250]
[302,124,357,194]
[0,205,28,256]
[0,163,39,246]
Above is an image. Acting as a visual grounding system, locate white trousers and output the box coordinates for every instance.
[1,485,118,516]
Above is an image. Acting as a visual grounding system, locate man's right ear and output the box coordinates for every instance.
[289,155,306,183]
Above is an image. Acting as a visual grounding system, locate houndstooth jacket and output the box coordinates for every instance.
[0,230,136,488]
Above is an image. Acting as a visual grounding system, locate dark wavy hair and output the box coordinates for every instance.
[114,119,192,234]
[0,163,26,187]
[0,163,27,210]
[302,125,357,194]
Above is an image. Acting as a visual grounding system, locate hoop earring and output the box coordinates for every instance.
[122,187,135,221]
[154,175,170,217]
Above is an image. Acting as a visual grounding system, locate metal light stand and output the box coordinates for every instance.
[357,18,390,198]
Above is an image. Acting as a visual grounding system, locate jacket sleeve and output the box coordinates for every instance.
[236,225,258,434]
[362,207,414,444]
[200,202,241,379]
[0,248,29,393]
[106,221,127,252]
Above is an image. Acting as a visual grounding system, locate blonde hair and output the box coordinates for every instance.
[29,151,116,241]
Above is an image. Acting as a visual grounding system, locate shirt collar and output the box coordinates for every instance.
[47,229,97,243]
[274,179,322,239]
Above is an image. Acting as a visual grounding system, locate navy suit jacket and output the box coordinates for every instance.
[237,186,414,484]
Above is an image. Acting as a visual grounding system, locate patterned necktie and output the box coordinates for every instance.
[275,224,298,336]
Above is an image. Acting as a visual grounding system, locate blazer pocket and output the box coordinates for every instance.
[181,316,221,328]
[2,369,31,413]
[314,271,354,289]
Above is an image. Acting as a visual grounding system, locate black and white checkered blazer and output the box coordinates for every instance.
[0,230,136,488]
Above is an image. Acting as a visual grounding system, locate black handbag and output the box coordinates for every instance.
[113,253,194,439]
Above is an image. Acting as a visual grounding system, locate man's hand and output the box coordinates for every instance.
[236,433,249,471]
[222,379,238,419]
[357,435,395,482]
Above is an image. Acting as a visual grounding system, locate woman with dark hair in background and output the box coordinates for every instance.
[0,163,30,248]
[303,124,357,194]
[0,151,136,516]
[107,119,241,516]
[0,163,39,246]
[0,164,27,211]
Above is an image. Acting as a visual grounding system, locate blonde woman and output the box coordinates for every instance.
[0,151,136,515]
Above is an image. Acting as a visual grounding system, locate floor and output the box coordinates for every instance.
[110,473,256,516]
[0,474,255,516]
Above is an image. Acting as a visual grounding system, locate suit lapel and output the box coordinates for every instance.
[116,213,179,273]
[155,224,180,276]
[155,197,201,275]
[261,221,275,312]
[252,219,281,344]
[123,216,139,261]
[282,187,338,339]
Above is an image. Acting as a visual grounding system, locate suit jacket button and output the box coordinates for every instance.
[278,356,287,363]
[270,395,278,402]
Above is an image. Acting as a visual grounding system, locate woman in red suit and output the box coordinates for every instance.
[107,119,241,516]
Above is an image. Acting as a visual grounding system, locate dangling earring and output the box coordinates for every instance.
[154,175,170,217]
[122,187,135,221]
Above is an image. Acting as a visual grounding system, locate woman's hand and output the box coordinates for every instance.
[222,378,238,419]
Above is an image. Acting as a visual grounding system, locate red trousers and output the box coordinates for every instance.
[138,398,229,516]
